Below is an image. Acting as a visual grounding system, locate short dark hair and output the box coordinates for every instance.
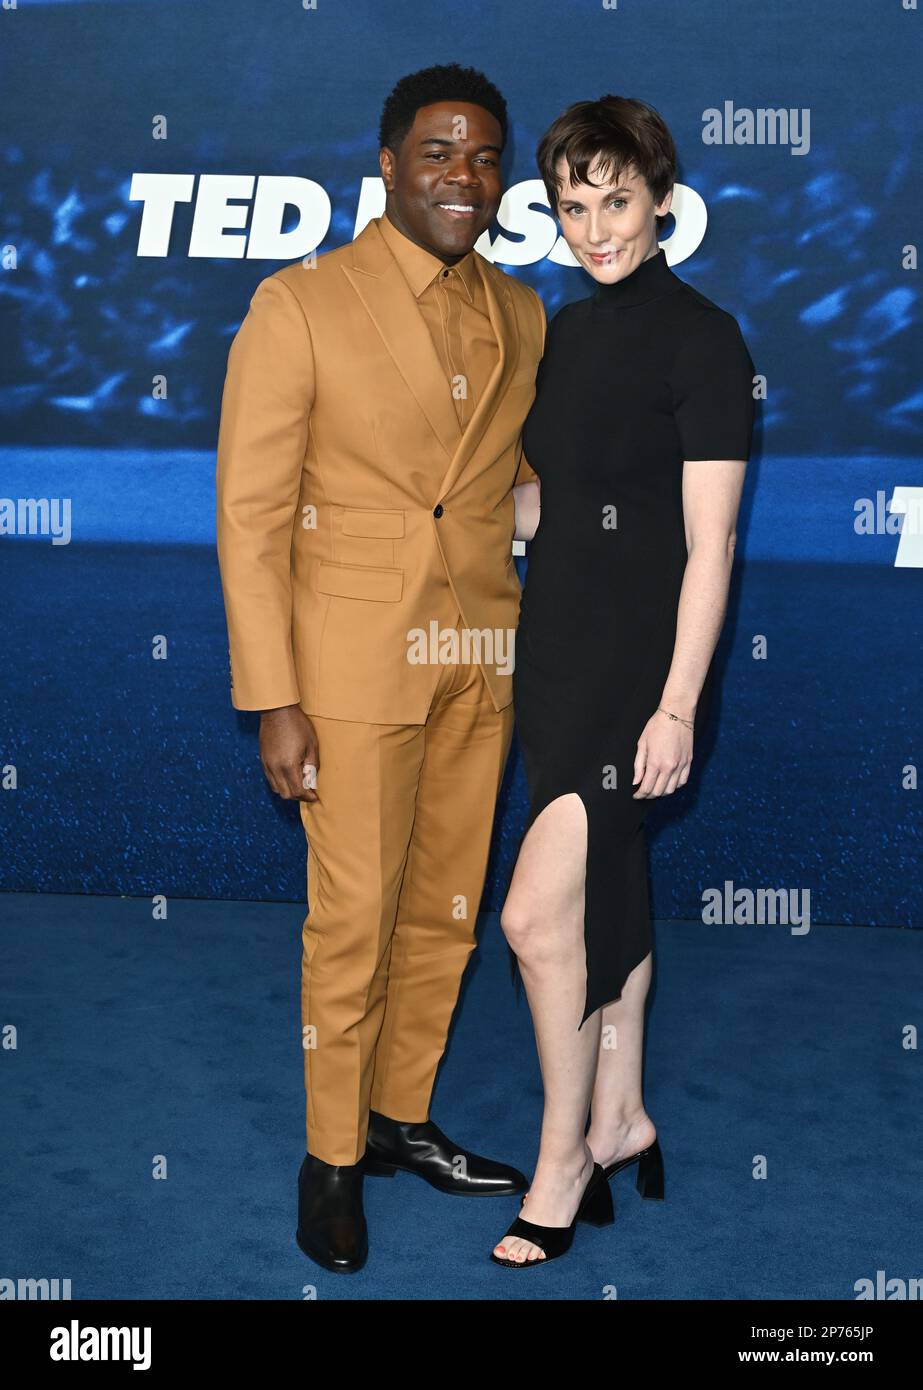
[536,95,676,232]
[379,63,508,154]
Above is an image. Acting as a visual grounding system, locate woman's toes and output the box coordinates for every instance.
[494,1235,547,1263]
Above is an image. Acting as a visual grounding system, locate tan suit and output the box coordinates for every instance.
[216,213,544,1162]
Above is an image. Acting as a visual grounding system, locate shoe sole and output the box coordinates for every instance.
[295,1228,368,1273]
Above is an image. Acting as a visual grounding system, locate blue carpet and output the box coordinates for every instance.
[2,891,920,1300]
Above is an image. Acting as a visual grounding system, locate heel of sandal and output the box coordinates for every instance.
[636,1138,664,1200]
[579,1169,615,1227]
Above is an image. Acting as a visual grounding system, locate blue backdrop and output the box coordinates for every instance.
[1,0,920,934]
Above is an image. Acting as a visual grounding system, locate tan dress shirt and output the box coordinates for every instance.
[378,210,499,433]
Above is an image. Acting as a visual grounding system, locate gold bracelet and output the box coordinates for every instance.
[657,706,695,731]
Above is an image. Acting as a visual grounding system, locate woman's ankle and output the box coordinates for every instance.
[533,1141,595,1178]
[587,1109,655,1163]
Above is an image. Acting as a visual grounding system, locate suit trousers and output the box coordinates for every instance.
[298,611,516,1164]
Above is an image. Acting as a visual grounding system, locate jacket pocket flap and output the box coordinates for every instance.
[341,508,405,538]
[316,561,403,602]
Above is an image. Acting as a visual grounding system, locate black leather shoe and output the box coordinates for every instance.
[295,1152,368,1273]
[364,1110,528,1196]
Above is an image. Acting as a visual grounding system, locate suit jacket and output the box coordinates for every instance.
[216,214,545,724]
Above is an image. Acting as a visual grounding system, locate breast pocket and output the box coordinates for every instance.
[341,508,405,538]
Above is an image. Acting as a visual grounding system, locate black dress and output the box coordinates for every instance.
[511,248,755,1026]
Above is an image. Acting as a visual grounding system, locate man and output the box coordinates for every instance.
[216,63,545,1273]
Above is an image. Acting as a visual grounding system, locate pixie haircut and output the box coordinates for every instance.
[536,95,677,232]
[379,63,509,154]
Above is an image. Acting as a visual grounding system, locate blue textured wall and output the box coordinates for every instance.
[1,0,920,929]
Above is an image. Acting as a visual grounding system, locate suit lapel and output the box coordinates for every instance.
[342,219,520,493]
[436,253,520,499]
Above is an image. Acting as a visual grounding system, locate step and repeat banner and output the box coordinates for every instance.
[1,0,920,933]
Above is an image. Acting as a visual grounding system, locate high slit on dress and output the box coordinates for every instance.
[504,248,755,1027]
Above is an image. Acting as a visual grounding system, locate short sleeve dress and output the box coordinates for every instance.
[511,247,756,1026]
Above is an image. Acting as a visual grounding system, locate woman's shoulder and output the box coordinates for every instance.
[667,279,753,368]
[671,274,743,327]
[668,270,746,329]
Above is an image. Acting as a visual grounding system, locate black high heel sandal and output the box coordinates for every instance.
[603,1136,664,1200]
[489,1162,614,1267]
[516,1138,664,1211]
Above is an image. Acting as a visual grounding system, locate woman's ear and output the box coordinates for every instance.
[656,186,674,220]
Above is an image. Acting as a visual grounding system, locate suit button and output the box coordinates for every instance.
[433,504,444,518]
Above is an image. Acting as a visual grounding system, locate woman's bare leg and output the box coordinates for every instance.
[492,793,600,1264]
[585,953,657,1167]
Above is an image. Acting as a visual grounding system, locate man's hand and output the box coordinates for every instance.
[259,705,320,802]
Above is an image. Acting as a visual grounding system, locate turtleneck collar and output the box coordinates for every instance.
[591,247,680,309]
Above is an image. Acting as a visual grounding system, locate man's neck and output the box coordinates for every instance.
[383,207,466,267]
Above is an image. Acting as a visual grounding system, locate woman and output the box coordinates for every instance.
[491,96,756,1267]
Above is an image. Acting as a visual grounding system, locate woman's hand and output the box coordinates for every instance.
[632,709,693,798]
